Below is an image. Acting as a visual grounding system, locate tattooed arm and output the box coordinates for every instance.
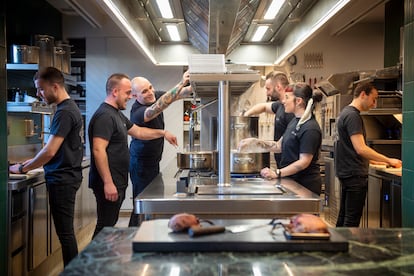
[144,71,193,122]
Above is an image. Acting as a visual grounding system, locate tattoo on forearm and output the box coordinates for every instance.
[144,84,184,120]
[170,86,178,98]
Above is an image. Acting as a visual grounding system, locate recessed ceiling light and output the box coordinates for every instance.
[156,0,173,19]
[166,24,180,41]
[264,0,285,20]
[252,26,269,42]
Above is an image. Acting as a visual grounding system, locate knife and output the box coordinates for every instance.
[188,223,269,237]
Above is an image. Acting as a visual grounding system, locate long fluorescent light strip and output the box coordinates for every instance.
[252,26,269,42]
[264,0,285,20]
[166,25,181,41]
[101,0,157,64]
[274,0,350,65]
[156,0,174,19]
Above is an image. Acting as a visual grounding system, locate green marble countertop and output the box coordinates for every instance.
[62,226,414,275]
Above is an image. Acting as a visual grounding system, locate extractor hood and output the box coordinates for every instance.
[49,0,386,66]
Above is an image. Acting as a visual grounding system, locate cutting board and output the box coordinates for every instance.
[132,219,348,253]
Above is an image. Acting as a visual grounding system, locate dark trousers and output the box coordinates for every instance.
[129,159,159,226]
[92,186,126,239]
[336,176,368,227]
[47,181,81,267]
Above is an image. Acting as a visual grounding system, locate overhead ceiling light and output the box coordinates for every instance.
[274,0,350,65]
[252,26,269,42]
[101,0,157,64]
[166,24,181,41]
[264,0,286,20]
[156,0,174,19]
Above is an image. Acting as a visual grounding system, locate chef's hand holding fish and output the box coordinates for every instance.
[237,137,282,153]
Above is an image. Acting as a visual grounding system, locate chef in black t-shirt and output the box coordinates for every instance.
[88,73,177,238]
[243,71,294,167]
[128,71,193,226]
[239,83,323,195]
[9,67,83,266]
[335,82,401,227]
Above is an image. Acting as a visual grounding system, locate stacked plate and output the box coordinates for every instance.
[188,54,226,73]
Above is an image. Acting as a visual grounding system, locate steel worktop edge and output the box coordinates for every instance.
[134,163,322,217]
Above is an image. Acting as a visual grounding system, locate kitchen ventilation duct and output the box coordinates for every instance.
[48,0,387,65]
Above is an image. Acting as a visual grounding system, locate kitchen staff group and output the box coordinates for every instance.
[9,66,402,266]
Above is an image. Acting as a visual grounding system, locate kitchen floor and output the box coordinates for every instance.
[114,212,131,227]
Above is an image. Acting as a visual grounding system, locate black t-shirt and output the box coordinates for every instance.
[88,103,134,190]
[129,91,165,165]
[280,117,322,193]
[44,99,83,184]
[271,101,295,167]
[335,105,369,178]
[271,101,295,141]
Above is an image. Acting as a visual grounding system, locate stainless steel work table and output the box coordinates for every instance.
[134,163,322,219]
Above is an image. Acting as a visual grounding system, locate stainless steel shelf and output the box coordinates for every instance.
[6,63,38,70]
[6,63,77,86]
[190,73,260,97]
[361,108,402,115]
[7,102,32,112]
[367,139,401,145]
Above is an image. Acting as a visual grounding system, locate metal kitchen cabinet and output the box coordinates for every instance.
[28,180,61,271]
[324,156,341,226]
[381,179,402,227]
[361,175,382,228]
[362,173,402,228]
[8,184,28,276]
[28,181,48,270]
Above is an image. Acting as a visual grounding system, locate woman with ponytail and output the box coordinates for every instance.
[238,83,323,195]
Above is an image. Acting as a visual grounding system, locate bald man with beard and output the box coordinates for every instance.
[129,71,193,226]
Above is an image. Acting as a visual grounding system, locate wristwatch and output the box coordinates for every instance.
[18,164,26,174]
[276,169,281,179]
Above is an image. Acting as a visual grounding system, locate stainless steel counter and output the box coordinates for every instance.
[8,171,44,191]
[8,157,90,190]
[134,163,322,219]
[7,157,92,275]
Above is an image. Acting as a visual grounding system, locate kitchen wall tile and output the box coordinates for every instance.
[403,5,414,228]
[403,169,413,199]
[403,81,414,111]
[402,141,414,170]
[402,197,414,227]
[402,111,414,140]
[403,22,414,83]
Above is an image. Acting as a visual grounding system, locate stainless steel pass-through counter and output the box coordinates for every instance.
[134,163,322,219]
